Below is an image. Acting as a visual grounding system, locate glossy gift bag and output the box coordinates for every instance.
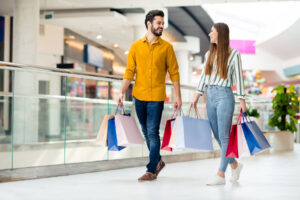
[243,115,271,150]
[115,113,144,146]
[226,124,239,158]
[96,114,114,146]
[241,116,262,155]
[107,117,125,151]
[161,118,175,151]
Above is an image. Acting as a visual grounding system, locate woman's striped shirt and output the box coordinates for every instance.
[197,49,246,99]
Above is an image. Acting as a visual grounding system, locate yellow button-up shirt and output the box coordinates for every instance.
[123,36,180,101]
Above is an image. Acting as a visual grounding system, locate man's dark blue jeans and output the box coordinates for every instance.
[134,98,164,174]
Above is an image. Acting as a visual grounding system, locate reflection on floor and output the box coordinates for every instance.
[0,145,300,200]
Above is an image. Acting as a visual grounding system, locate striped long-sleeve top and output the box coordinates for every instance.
[197,49,246,99]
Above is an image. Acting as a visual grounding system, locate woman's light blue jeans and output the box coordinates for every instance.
[206,85,236,172]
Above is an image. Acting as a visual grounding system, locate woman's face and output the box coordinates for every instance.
[209,26,218,44]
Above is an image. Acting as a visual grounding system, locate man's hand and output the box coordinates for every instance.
[118,93,124,107]
[118,79,131,107]
[174,96,182,110]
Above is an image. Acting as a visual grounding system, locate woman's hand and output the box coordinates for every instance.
[190,93,201,109]
[239,98,247,113]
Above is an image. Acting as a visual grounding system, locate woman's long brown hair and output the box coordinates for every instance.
[205,23,231,79]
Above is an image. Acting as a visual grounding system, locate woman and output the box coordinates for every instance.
[191,23,246,185]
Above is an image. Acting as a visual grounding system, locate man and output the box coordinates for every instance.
[118,10,182,181]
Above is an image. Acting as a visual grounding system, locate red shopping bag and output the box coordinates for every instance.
[226,124,239,158]
[161,118,175,151]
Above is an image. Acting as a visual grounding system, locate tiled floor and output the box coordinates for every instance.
[0,145,300,200]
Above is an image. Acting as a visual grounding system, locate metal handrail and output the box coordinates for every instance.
[0,61,272,102]
[0,61,196,90]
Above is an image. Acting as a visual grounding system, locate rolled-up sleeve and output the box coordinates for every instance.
[233,52,246,99]
[167,45,180,82]
[196,52,209,95]
[123,44,136,80]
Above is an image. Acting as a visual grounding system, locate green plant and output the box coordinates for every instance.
[246,108,260,118]
[269,84,299,132]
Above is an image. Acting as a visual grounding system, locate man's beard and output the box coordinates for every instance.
[151,26,163,37]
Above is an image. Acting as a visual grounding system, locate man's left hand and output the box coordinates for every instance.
[174,97,182,110]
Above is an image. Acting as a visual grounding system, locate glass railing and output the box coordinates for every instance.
[0,61,274,170]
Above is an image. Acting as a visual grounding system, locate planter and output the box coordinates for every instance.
[263,131,294,152]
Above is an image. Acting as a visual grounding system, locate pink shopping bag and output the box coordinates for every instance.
[115,114,144,146]
[237,119,251,157]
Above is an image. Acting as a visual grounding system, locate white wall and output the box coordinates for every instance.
[241,48,286,80]
[37,23,64,67]
[37,24,64,138]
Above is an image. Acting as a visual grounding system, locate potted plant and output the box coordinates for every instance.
[268,84,299,151]
[246,106,260,126]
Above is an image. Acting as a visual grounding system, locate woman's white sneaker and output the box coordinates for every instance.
[206,175,225,186]
[230,163,243,182]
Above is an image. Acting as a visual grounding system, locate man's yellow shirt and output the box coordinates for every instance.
[123,36,180,102]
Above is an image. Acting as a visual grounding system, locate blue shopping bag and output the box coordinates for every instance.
[175,116,213,151]
[241,116,262,155]
[243,117,271,150]
[107,117,125,151]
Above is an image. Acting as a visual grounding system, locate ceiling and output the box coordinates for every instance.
[255,18,300,60]
[0,0,277,15]
[1,0,299,65]
[168,6,213,57]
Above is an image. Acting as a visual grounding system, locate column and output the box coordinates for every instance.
[3,16,11,133]
[13,0,39,144]
[173,36,200,102]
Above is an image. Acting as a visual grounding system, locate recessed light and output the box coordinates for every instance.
[113,44,119,48]
[124,51,129,55]
[96,34,102,40]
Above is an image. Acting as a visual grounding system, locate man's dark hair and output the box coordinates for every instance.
[144,10,164,29]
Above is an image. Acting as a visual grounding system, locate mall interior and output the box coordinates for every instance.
[0,0,300,199]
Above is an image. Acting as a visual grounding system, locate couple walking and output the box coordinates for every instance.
[118,10,246,185]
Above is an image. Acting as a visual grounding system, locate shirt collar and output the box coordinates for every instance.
[142,35,162,45]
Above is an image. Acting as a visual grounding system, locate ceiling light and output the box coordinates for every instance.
[65,40,84,51]
[124,51,129,55]
[193,71,197,75]
[69,35,75,39]
[113,44,119,48]
[96,34,102,40]
[189,56,195,61]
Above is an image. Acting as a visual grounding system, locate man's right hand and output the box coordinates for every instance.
[118,93,124,107]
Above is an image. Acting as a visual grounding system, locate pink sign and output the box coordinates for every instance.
[230,40,256,54]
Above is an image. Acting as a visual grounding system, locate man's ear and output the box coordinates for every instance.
[147,21,151,30]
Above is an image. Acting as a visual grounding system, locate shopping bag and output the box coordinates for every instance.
[226,124,239,158]
[237,123,251,157]
[174,115,213,151]
[241,116,262,155]
[107,117,125,151]
[115,113,144,146]
[96,114,114,146]
[161,118,175,151]
[168,117,179,148]
[243,116,271,150]
[171,108,213,151]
